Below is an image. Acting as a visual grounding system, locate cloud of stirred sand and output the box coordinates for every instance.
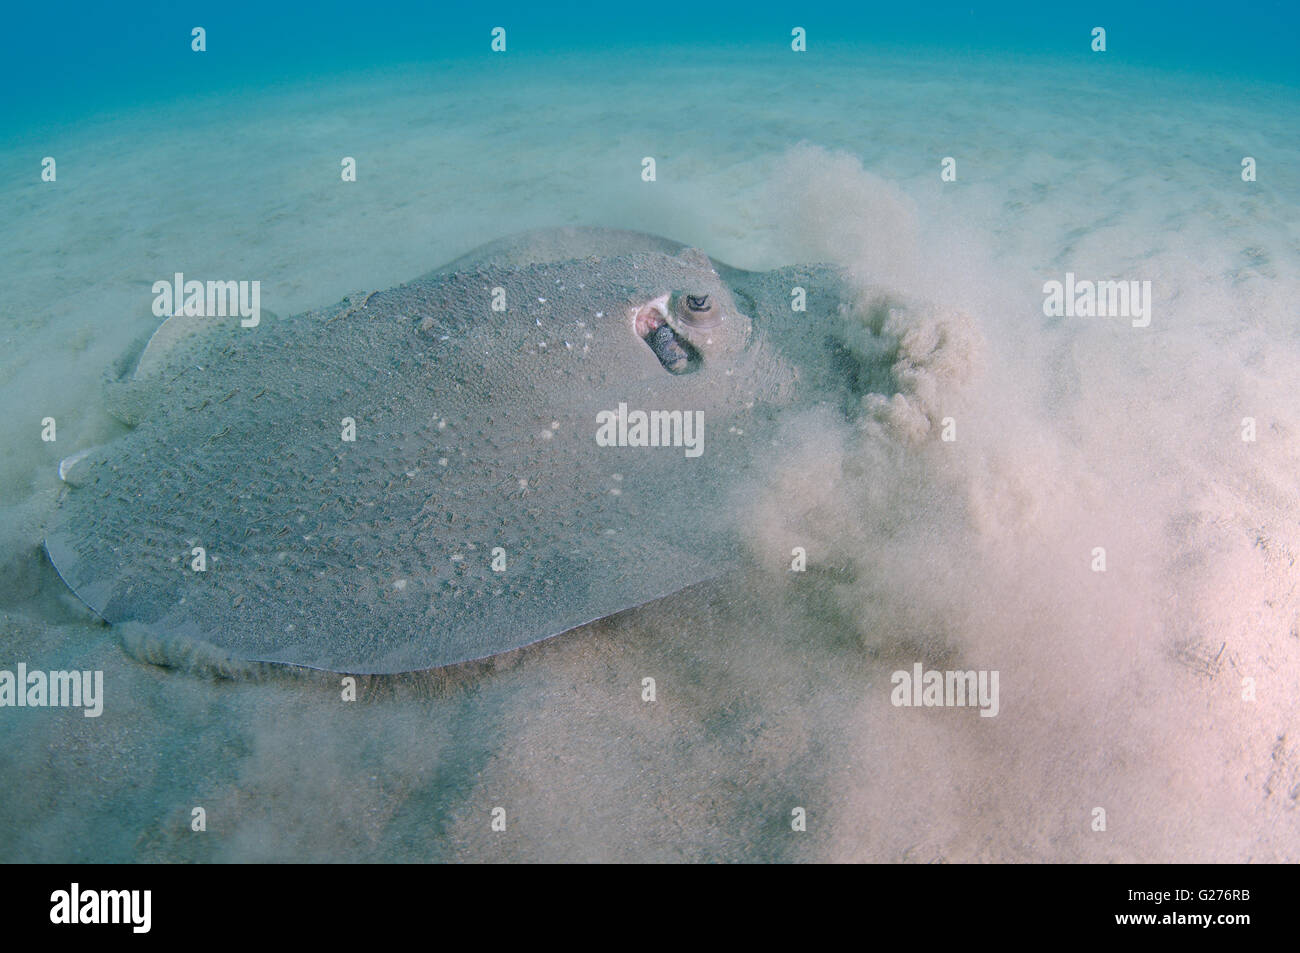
[726,144,1300,860]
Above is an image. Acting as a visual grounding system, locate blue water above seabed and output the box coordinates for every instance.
[1,1,1296,133]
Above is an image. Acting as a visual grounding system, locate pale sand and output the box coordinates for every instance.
[1,50,1296,861]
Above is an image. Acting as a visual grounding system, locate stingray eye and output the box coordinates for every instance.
[673,291,723,329]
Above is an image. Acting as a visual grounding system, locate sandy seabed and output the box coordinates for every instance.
[1,48,1297,861]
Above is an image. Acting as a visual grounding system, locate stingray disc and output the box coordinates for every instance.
[45,230,849,673]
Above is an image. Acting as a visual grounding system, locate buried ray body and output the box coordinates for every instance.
[44,227,946,673]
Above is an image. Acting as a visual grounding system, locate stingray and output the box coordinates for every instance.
[44,227,873,673]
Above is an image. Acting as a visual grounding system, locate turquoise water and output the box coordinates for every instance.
[1,3,1297,861]
[6,1,1298,128]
